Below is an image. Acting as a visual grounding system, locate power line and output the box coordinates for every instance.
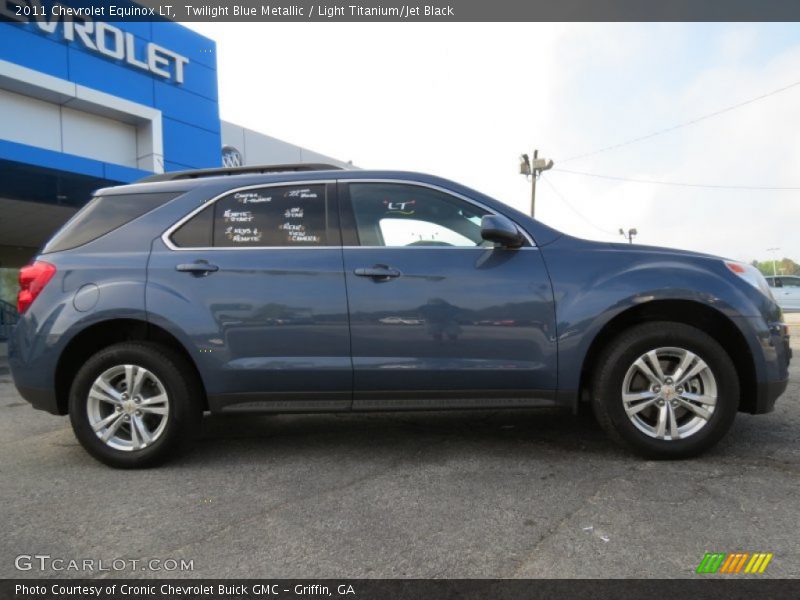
[559,77,800,163]
[540,176,619,238]
[553,168,800,191]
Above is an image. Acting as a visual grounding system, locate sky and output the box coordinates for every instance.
[186,22,800,263]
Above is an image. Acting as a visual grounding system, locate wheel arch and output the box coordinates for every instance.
[578,299,757,414]
[54,318,207,415]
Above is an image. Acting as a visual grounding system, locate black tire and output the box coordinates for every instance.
[591,321,739,459]
[69,342,203,468]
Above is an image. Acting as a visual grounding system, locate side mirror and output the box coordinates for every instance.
[481,215,524,248]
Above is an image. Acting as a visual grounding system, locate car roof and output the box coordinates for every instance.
[97,169,497,203]
[136,163,346,183]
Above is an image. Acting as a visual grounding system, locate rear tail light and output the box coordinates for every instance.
[17,261,56,314]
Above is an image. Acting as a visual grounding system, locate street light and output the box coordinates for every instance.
[767,247,781,276]
[619,227,638,244]
[519,149,553,217]
[519,154,531,176]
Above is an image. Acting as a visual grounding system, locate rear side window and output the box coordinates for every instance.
[43,192,181,254]
[170,184,328,248]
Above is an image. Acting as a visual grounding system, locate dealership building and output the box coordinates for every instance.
[0,8,347,335]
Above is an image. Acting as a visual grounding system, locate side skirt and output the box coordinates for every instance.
[208,389,562,414]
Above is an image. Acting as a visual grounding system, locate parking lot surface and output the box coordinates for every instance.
[1,322,798,579]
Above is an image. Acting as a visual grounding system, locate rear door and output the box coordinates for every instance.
[146,180,352,413]
[338,180,557,409]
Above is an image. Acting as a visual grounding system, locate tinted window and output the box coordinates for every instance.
[43,192,181,254]
[348,183,489,247]
[171,203,213,248]
[783,277,800,287]
[212,184,327,247]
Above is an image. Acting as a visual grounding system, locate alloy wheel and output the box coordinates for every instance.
[86,365,170,451]
[621,347,717,441]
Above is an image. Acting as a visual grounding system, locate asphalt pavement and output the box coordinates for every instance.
[0,319,798,579]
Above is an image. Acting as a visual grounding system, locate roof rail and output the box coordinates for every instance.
[138,163,346,183]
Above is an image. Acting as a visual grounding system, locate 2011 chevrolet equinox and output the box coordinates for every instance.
[9,165,792,467]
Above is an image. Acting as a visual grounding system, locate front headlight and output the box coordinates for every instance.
[724,261,774,299]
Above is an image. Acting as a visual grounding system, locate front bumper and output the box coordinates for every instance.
[755,378,789,414]
[748,320,791,414]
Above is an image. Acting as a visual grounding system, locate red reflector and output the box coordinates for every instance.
[725,262,746,274]
[17,261,56,314]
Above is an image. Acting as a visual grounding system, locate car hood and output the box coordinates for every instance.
[564,235,728,263]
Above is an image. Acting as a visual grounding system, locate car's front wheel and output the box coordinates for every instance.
[69,342,202,468]
[591,321,739,459]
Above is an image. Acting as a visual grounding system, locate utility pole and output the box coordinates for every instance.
[529,149,539,218]
[519,150,554,217]
[767,247,781,276]
[619,227,638,244]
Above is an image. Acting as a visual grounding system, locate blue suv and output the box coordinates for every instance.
[9,165,792,467]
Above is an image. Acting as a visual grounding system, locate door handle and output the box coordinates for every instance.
[176,261,219,276]
[354,265,401,280]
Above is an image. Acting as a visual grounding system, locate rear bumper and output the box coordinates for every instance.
[8,318,64,416]
[15,384,62,415]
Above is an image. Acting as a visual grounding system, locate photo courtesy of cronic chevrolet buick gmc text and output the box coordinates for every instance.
[9,165,792,467]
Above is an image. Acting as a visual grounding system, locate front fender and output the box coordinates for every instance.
[539,238,771,394]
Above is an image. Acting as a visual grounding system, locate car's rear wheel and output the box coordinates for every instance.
[591,321,739,458]
[69,342,202,468]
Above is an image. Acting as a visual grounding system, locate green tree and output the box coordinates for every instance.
[751,257,800,277]
[0,268,19,307]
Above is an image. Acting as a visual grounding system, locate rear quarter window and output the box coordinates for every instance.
[43,192,181,254]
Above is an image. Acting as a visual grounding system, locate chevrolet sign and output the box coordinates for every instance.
[1,0,189,84]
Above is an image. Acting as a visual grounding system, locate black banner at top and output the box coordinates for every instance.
[2,0,800,22]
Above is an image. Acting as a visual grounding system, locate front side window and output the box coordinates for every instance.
[348,183,489,248]
[171,184,328,248]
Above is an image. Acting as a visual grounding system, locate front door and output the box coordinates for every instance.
[339,180,557,410]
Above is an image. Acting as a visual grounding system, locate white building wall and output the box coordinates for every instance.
[0,88,62,152]
[0,87,138,168]
[221,121,352,169]
[0,59,164,172]
[61,106,138,167]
